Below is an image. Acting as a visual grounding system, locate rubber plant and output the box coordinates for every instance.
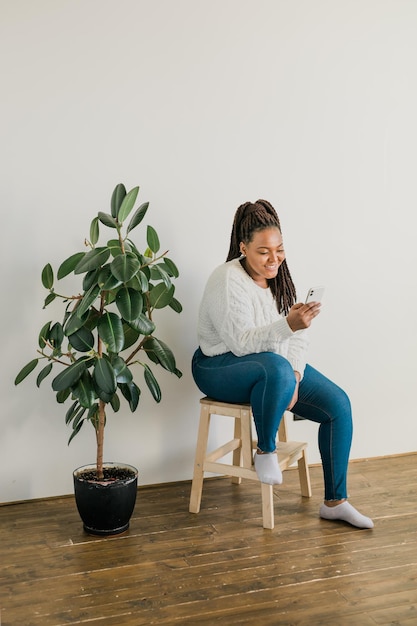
[15,183,182,479]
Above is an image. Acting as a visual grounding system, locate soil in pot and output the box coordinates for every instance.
[77,466,136,482]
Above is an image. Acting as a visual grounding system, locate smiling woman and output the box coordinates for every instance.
[239,227,285,288]
[191,199,374,530]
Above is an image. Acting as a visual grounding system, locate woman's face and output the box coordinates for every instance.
[240,227,285,288]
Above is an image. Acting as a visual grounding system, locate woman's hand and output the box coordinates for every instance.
[287,301,321,332]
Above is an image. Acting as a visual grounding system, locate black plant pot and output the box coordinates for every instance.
[73,462,138,536]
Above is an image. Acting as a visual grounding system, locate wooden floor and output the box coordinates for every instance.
[1,454,417,626]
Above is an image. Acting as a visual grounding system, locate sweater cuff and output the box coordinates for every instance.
[273,317,294,339]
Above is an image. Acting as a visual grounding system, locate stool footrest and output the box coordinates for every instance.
[277,441,308,468]
[205,438,242,463]
[204,461,257,481]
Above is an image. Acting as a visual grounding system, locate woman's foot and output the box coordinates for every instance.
[254,451,282,485]
[319,501,374,529]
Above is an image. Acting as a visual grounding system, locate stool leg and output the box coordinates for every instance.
[298,449,312,498]
[232,407,254,484]
[261,483,274,529]
[240,408,253,469]
[232,414,243,485]
[189,404,211,514]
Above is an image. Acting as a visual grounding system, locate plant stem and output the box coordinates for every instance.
[96,399,105,479]
[118,228,125,254]
[125,336,147,365]
[96,293,106,479]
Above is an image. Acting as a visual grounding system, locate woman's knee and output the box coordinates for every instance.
[302,365,352,419]
[254,352,296,388]
[331,385,352,419]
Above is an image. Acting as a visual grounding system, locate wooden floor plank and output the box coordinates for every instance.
[0,454,416,626]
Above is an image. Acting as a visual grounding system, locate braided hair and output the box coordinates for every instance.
[226,199,296,314]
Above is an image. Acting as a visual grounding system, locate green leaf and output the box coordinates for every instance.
[126,202,149,234]
[97,312,124,353]
[57,252,86,280]
[68,326,95,352]
[15,359,39,385]
[163,257,179,278]
[111,183,127,218]
[124,274,140,291]
[49,322,64,350]
[93,357,117,396]
[127,313,155,336]
[143,364,161,402]
[52,357,91,392]
[169,297,183,314]
[71,371,96,408]
[110,392,121,412]
[146,225,160,253]
[110,355,133,383]
[56,387,71,403]
[65,401,79,425]
[136,270,149,292]
[110,253,140,283]
[97,265,122,290]
[43,292,56,309]
[38,321,51,349]
[125,240,143,259]
[84,309,100,331]
[87,404,100,430]
[74,247,110,274]
[144,336,181,376]
[76,284,101,318]
[64,310,89,336]
[119,381,140,412]
[90,217,99,245]
[98,212,118,229]
[83,268,100,291]
[71,406,88,430]
[36,363,53,387]
[68,408,87,444]
[41,263,54,289]
[115,287,143,322]
[96,389,114,403]
[149,283,174,309]
[107,239,131,257]
[118,186,139,223]
[140,263,151,280]
[122,322,140,350]
[150,264,172,289]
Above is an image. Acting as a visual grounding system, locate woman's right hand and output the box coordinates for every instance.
[287,302,321,332]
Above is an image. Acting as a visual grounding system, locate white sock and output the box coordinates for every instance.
[320,501,374,529]
[254,452,283,485]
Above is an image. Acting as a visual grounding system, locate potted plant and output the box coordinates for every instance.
[15,182,182,535]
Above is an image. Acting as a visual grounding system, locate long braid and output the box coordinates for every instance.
[226,199,296,314]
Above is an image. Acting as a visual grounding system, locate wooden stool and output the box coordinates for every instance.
[189,397,312,529]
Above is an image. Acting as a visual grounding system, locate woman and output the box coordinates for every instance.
[192,199,373,529]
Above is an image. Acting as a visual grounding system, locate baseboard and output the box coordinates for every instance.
[1,450,416,507]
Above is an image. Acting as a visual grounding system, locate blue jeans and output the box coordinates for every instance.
[192,348,352,501]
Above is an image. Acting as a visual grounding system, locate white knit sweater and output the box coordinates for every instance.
[197,258,309,378]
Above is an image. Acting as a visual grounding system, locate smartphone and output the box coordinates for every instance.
[305,286,325,304]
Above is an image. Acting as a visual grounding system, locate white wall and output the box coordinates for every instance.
[1,0,416,502]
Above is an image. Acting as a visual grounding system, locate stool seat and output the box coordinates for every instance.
[189,397,312,529]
